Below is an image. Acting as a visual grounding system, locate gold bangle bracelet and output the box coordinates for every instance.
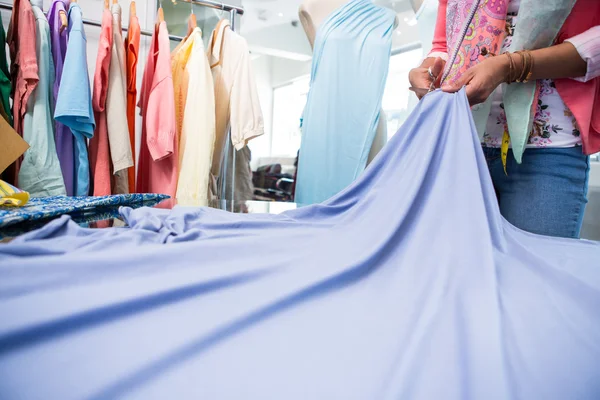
[523,50,534,83]
[504,52,514,84]
[514,51,525,82]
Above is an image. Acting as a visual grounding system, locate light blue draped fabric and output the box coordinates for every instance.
[295,0,395,205]
[0,90,599,399]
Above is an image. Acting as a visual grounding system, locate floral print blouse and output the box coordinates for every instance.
[484,10,583,149]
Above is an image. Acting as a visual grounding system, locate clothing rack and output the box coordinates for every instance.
[0,0,243,207]
[0,1,242,41]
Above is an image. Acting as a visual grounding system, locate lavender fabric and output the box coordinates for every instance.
[48,0,74,195]
[0,90,598,399]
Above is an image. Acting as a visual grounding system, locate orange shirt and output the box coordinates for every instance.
[125,11,140,191]
[88,9,113,197]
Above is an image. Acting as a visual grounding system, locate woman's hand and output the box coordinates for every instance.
[441,55,509,106]
[408,57,446,99]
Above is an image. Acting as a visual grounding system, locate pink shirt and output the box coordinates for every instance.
[88,9,113,197]
[136,22,177,205]
[7,0,38,136]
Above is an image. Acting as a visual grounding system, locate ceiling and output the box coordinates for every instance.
[238,0,420,61]
[240,0,414,34]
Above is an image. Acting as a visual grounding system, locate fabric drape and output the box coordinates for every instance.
[0,90,598,399]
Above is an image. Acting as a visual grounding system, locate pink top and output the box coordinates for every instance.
[7,0,38,136]
[88,9,113,197]
[136,22,178,204]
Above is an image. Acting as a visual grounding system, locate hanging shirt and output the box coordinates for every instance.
[48,0,74,195]
[174,28,215,206]
[207,19,264,196]
[88,9,113,197]
[136,21,177,203]
[295,0,395,205]
[125,8,140,192]
[0,16,13,126]
[54,3,95,197]
[18,6,66,198]
[7,0,38,137]
[105,3,133,195]
[171,30,193,147]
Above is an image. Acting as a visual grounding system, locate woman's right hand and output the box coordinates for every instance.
[408,57,446,99]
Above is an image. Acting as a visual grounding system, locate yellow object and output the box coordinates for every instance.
[501,129,510,175]
[0,180,30,207]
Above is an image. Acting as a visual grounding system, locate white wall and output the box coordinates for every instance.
[271,57,311,88]
[248,55,273,170]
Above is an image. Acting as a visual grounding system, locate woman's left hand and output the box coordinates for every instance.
[441,55,509,106]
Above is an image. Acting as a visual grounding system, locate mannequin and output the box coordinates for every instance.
[299,0,399,46]
[410,0,424,13]
[298,0,398,164]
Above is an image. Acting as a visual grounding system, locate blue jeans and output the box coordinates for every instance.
[483,146,590,239]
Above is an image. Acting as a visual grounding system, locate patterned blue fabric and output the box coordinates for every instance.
[0,194,169,229]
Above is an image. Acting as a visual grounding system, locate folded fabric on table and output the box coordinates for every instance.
[0,90,598,400]
[0,194,169,228]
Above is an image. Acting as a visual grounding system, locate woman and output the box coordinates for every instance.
[409,0,600,239]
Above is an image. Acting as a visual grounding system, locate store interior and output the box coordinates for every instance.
[1,0,600,397]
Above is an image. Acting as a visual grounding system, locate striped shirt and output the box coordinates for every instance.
[566,25,600,82]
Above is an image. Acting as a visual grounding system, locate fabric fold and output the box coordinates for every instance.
[0,90,598,400]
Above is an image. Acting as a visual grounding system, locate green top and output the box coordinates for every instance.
[0,15,13,126]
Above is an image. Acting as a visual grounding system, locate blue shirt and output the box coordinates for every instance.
[54,3,95,196]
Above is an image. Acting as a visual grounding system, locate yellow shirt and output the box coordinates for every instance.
[173,28,216,206]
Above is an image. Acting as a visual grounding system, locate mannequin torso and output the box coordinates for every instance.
[410,0,425,13]
[298,0,396,164]
[299,0,399,48]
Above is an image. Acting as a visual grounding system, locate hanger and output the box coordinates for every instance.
[157,0,165,24]
[130,1,136,18]
[103,0,109,8]
[112,0,117,5]
[59,10,68,33]
[187,0,197,37]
